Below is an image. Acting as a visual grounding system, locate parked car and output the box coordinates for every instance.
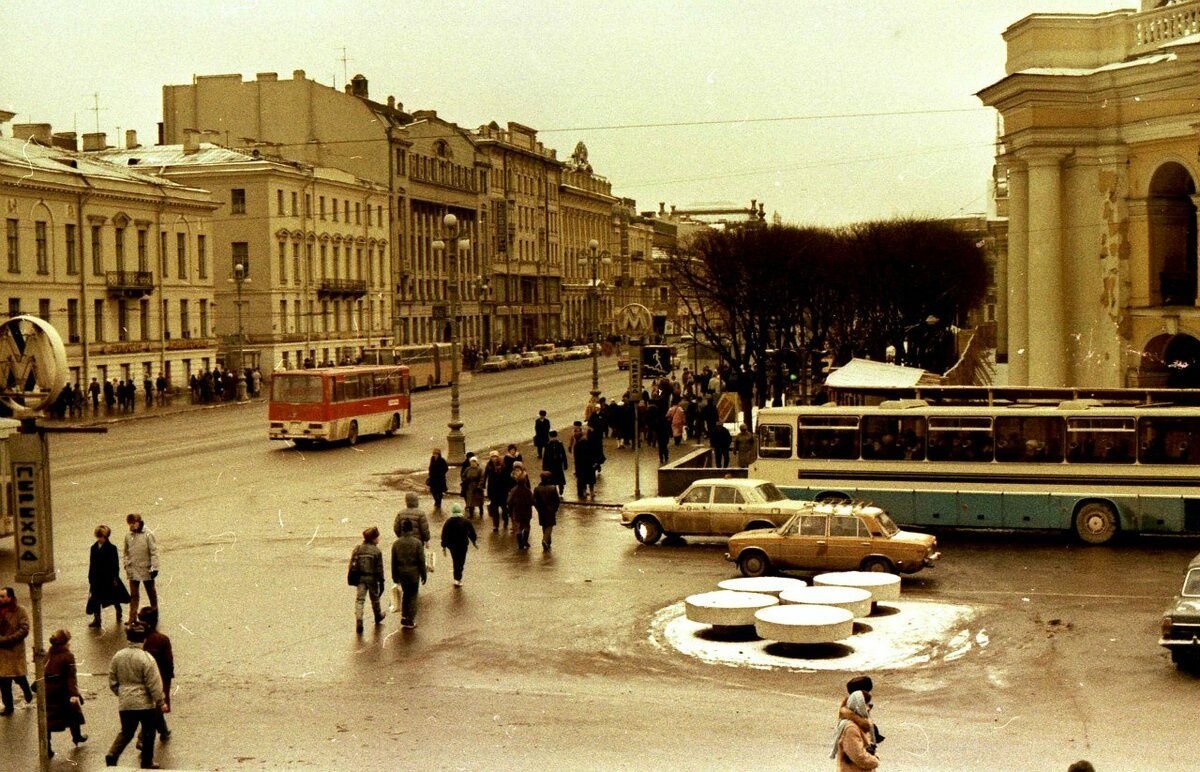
[570,345,591,359]
[505,353,524,369]
[534,344,561,362]
[1160,552,1200,668]
[481,355,509,372]
[520,351,544,367]
[621,478,809,545]
[617,354,631,370]
[725,502,940,577]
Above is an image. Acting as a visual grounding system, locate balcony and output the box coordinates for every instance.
[1160,271,1196,306]
[105,271,155,298]
[317,279,368,298]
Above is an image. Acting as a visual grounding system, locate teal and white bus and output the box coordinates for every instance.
[749,398,1200,544]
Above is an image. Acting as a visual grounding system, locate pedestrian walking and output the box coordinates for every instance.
[123,513,159,616]
[427,448,450,510]
[483,451,511,532]
[654,412,671,465]
[710,422,733,468]
[840,676,884,749]
[541,430,568,495]
[533,471,561,551]
[0,587,33,716]
[87,524,130,629]
[508,467,534,549]
[348,527,386,635]
[533,409,551,460]
[137,607,174,745]
[667,399,686,445]
[734,423,758,467]
[393,492,431,545]
[440,504,478,587]
[574,427,597,500]
[104,622,166,769]
[391,519,427,629]
[462,456,484,519]
[88,377,101,413]
[45,629,87,758]
[831,690,879,770]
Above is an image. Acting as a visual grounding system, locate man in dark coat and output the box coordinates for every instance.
[541,430,569,494]
[0,587,33,716]
[103,379,116,413]
[391,519,427,629]
[508,472,535,550]
[483,451,511,532]
[574,427,597,500]
[45,629,86,755]
[533,410,551,460]
[137,607,174,744]
[711,422,733,468]
[393,492,431,545]
[533,472,561,551]
[587,405,607,476]
[440,504,478,587]
[427,448,450,510]
[87,525,129,628]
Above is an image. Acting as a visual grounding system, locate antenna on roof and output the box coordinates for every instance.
[88,92,105,134]
[338,46,351,88]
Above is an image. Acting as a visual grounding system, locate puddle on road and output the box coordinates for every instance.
[649,599,983,672]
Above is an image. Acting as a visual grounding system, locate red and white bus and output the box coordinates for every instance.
[269,365,411,446]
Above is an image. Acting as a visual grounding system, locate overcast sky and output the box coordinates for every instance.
[3,0,1129,226]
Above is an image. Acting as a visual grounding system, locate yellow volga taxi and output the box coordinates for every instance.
[725,502,940,577]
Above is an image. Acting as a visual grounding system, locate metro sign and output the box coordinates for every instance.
[0,315,67,416]
[10,432,55,583]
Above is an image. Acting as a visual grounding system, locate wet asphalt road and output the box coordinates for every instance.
[1,357,1198,770]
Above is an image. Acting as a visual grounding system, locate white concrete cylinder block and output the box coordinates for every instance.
[778,585,873,618]
[814,571,902,602]
[717,576,808,596]
[685,590,779,627]
[753,604,854,644]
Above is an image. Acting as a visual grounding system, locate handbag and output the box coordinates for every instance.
[424,546,436,573]
[390,584,402,613]
[346,547,361,586]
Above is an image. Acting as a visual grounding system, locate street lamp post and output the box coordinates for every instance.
[581,239,611,400]
[232,262,249,401]
[433,213,469,465]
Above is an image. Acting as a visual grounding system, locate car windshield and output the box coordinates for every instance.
[874,511,900,537]
[272,374,323,403]
[755,483,787,502]
[1183,568,1200,597]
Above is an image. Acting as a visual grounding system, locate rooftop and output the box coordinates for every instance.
[0,136,188,187]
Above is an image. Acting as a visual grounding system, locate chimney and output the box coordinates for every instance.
[413,109,437,121]
[387,96,395,110]
[125,129,139,149]
[350,74,368,98]
[182,128,201,154]
[658,202,665,215]
[157,122,164,145]
[82,132,108,152]
[0,110,15,135]
[256,72,278,82]
[51,132,77,151]
[13,123,53,145]
[292,69,306,81]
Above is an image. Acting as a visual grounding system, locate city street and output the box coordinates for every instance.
[1,357,1197,770]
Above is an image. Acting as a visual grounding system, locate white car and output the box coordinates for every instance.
[569,345,591,359]
[520,351,544,367]
[481,355,508,372]
[620,478,811,544]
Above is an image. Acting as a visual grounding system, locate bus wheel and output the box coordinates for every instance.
[738,551,770,578]
[385,413,400,435]
[633,516,662,545]
[860,556,896,574]
[1074,502,1118,545]
[347,421,359,446]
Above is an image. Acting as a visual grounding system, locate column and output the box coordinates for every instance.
[1025,150,1069,386]
[1006,163,1029,385]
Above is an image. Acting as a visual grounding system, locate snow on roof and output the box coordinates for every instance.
[1018,52,1174,77]
[824,358,938,389]
[0,136,184,186]
[94,143,259,168]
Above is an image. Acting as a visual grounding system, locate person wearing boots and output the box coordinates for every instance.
[0,587,33,716]
[105,622,165,769]
[137,607,174,747]
[45,629,87,757]
[349,527,386,635]
[123,514,159,616]
[87,525,129,629]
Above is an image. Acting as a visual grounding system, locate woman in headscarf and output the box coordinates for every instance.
[439,504,478,587]
[831,690,879,770]
[44,629,86,757]
[86,525,129,628]
[462,456,484,519]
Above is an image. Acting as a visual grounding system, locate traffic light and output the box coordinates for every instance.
[811,349,833,382]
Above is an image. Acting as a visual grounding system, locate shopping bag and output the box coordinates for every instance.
[389,584,402,613]
[424,546,436,573]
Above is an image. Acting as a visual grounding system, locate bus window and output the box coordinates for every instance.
[994,416,1064,463]
[272,374,324,403]
[1139,417,1200,464]
[757,424,794,459]
[798,416,860,459]
[862,416,925,460]
[1066,417,1135,464]
[927,417,993,462]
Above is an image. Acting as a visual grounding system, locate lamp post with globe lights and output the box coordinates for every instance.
[432,213,470,464]
[580,238,611,399]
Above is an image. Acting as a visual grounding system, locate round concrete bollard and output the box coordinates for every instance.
[717,576,808,596]
[813,571,902,603]
[753,604,854,644]
[778,585,873,619]
[685,590,779,628]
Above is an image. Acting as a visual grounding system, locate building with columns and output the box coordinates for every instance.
[0,121,218,390]
[980,0,1200,387]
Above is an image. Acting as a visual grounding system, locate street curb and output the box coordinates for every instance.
[46,397,266,429]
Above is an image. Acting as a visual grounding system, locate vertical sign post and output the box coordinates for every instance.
[615,304,652,500]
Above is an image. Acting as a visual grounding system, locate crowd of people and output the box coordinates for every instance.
[46,366,265,420]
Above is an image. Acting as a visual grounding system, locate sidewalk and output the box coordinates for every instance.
[43,394,265,428]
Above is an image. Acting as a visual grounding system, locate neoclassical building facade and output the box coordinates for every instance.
[981,0,1200,387]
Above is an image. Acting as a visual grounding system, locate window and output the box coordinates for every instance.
[197,235,207,278]
[162,297,170,339]
[231,242,249,274]
[35,221,47,274]
[332,197,338,222]
[680,486,711,505]
[355,202,361,224]
[93,299,104,341]
[6,219,17,272]
[1139,417,1200,464]
[319,196,326,220]
[320,244,327,279]
[861,416,926,461]
[65,224,78,274]
[115,227,126,271]
[291,191,298,216]
[797,415,860,459]
[91,225,102,275]
[994,416,1064,463]
[7,298,19,317]
[712,487,744,505]
[798,513,828,537]
[305,194,311,217]
[279,299,288,331]
[67,299,79,343]
[343,200,349,223]
[137,229,148,271]
[199,299,208,337]
[927,417,993,462]
[277,189,285,215]
[159,232,168,278]
[829,515,865,538]
[231,188,246,214]
[177,232,187,278]
[396,148,405,175]
[273,374,324,403]
[1066,417,1135,464]
[278,241,287,283]
[140,299,150,340]
[377,205,383,226]
[292,243,301,285]
[757,424,794,459]
[180,299,190,338]
[117,301,129,341]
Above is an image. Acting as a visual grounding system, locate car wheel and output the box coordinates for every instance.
[859,556,896,574]
[385,413,400,435]
[738,551,770,578]
[1171,648,1199,669]
[633,516,662,545]
[292,438,313,449]
[347,421,359,446]
[1074,502,1118,545]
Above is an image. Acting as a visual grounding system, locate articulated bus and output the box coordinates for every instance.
[749,396,1200,544]
[362,343,464,390]
[269,365,411,447]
